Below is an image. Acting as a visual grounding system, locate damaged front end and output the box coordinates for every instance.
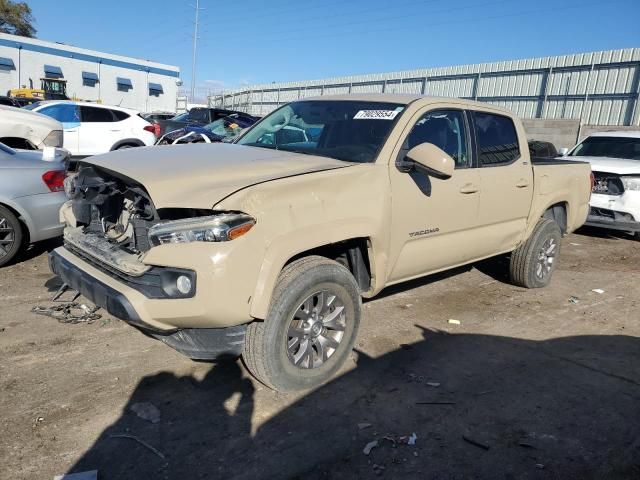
[50,163,253,360]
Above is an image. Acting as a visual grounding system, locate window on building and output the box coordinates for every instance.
[472,111,520,166]
[82,71,99,88]
[0,57,15,71]
[80,106,116,122]
[44,65,63,79]
[149,83,164,97]
[117,77,133,92]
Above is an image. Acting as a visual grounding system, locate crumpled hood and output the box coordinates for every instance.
[86,142,352,208]
[568,156,640,175]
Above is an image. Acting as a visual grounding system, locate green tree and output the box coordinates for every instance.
[0,0,36,37]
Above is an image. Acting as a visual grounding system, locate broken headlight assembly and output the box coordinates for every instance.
[148,213,256,247]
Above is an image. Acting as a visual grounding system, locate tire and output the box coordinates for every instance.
[243,256,362,391]
[0,206,24,268]
[116,144,136,150]
[509,218,562,288]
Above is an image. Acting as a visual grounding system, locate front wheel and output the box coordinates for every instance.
[509,218,562,288]
[243,256,361,391]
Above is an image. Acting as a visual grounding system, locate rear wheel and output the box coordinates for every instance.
[509,218,562,288]
[0,206,24,268]
[243,256,361,391]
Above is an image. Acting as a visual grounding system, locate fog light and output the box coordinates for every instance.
[176,275,192,295]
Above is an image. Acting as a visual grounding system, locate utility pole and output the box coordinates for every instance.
[190,0,202,103]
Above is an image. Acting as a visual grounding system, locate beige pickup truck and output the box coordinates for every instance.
[50,94,592,391]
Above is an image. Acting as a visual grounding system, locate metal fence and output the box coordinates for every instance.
[209,48,640,126]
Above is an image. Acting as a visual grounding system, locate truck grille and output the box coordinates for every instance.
[592,172,624,196]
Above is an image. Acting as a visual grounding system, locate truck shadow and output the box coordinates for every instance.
[68,330,640,479]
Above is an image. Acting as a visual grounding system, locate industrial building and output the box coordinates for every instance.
[0,32,180,113]
[211,48,640,128]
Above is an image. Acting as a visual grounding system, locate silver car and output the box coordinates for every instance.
[0,143,68,267]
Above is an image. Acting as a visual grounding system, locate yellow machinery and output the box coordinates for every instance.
[9,77,69,101]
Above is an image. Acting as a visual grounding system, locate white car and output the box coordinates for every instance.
[0,104,63,150]
[25,101,157,156]
[564,131,640,239]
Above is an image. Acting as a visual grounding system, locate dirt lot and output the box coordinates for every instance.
[1,227,639,480]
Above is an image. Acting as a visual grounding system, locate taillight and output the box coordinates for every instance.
[144,124,161,137]
[42,170,65,192]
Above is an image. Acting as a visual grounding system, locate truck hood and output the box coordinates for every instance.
[86,143,353,208]
[567,156,640,175]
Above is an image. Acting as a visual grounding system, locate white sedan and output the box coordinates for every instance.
[25,101,157,156]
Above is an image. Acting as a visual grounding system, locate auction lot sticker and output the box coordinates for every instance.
[354,110,401,120]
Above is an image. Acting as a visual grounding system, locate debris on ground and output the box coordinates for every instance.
[109,434,165,459]
[53,470,98,480]
[363,440,379,455]
[407,433,418,445]
[130,402,161,424]
[372,464,386,476]
[569,242,581,246]
[383,432,418,446]
[401,304,413,309]
[592,289,605,294]
[462,434,490,450]
[358,423,373,430]
[0,327,5,333]
[416,401,456,405]
[448,319,461,325]
[32,303,101,324]
[426,382,441,387]
[568,296,580,304]
[535,463,545,469]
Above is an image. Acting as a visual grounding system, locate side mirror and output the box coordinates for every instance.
[558,147,569,156]
[401,143,455,179]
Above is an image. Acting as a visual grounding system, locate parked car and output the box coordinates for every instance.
[24,101,156,156]
[0,104,63,150]
[156,113,259,145]
[0,143,68,267]
[153,107,248,136]
[0,96,21,108]
[528,139,558,159]
[142,111,177,123]
[50,94,591,391]
[563,131,640,239]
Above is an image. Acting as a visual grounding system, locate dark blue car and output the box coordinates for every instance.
[156,114,259,145]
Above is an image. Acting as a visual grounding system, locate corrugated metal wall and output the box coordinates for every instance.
[210,48,640,126]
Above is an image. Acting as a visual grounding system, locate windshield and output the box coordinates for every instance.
[0,143,16,155]
[171,112,189,121]
[237,100,406,163]
[22,102,43,111]
[570,136,640,160]
[205,115,256,138]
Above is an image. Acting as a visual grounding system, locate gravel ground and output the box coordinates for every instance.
[1,227,639,480]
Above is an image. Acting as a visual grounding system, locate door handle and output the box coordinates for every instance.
[109,129,122,132]
[515,179,530,188]
[66,130,77,133]
[459,183,479,194]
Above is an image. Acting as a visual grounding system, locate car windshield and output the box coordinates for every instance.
[0,143,16,155]
[204,115,255,138]
[22,102,43,111]
[570,136,640,160]
[171,112,189,121]
[236,100,406,163]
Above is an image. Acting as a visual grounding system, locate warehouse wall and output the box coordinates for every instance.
[0,33,180,113]
[521,119,581,150]
[212,48,640,126]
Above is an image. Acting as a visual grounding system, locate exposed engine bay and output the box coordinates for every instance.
[64,164,213,274]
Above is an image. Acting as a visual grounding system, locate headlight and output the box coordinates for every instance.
[148,213,256,247]
[43,130,64,147]
[621,176,640,191]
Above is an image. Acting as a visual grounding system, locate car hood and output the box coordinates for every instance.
[566,156,640,174]
[86,143,353,208]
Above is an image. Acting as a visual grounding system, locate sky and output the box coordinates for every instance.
[26,0,640,98]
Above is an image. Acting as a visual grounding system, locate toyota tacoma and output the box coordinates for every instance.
[49,95,592,391]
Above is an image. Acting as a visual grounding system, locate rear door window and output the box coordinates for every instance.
[472,111,520,166]
[80,106,116,122]
[188,109,209,123]
[39,104,80,124]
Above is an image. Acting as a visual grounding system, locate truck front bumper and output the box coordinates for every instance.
[586,192,640,233]
[48,248,247,360]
